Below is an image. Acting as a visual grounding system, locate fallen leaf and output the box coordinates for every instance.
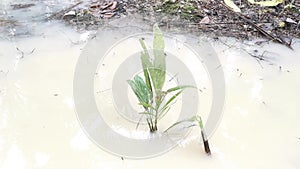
[286,18,297,24]
[224,0,241,13]
[103,12,115,18]
[109,1,118,10]
[247,0,255,4]
[100,9,113,14]
[284,3,296,9]
[90,4,100,9]
[200,16,210,24]
[278,21,285,28]
[64,10,76,16]
[101,2,113,10]
[254,0,284,7]
[63,10,76,20]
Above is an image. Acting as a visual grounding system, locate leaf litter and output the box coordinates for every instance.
[1,0,299,47]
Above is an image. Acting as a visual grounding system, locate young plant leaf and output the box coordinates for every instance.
[152,23,166,95]
[164,116,196,132]
[139,111,154,116]
[134,76,149,100]
[158,105,171,120]
[166,85,196,93]
[127,79,141,100]
[164,90,183,108]
[139,38,153,97]
[139,102,155,110]
[127,75,150,105]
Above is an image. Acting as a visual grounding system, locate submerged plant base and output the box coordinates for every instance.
[149,125,158,133]
[201,130,211,155]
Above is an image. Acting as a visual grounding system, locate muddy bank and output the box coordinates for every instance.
[46,0,300,47]
[0,0,299,46]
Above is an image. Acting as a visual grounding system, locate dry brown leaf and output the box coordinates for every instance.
[109,1,118,10]
[103,12,115,18]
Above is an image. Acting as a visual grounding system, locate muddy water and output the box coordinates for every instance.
[1,1,300,169]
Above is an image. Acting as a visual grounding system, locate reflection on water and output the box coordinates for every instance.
[0,1,300,168]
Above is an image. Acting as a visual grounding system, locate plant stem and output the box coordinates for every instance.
[201,130,211,155]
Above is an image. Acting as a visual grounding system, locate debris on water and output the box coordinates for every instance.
[127,0,299,47]
[2,0,299,45]
[286,18,297,24]
[48,1,84,20]
[63,10,76,20]
[10,3,35,10]
[199,16,210,24]
[46,0,127,30]
[0,18,18,27]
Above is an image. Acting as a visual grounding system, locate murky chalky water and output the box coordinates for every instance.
[0,1,300,169]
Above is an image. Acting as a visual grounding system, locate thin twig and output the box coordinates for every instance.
[48,1,83,20]
[219,2,293,50]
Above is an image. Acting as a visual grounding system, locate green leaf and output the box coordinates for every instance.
[127,79,140,99]
[139,38,151,59]
[166,85,196,93]
[152,23,166,95]
[153,23,165,56]
[139,39,153,99]
[224,0,241,13]
[158,105,171,120]
[139,102,155,110]
[134,76,150,103]
[164,115,204,132]
[156,85,196,119]
[127,75,150,105]
[164,116,196,132]
[139,111,154,116]
[195,115,204,129]
[165,90,183,108]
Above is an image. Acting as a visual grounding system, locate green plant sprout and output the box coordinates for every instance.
[127,24,210,155]
[165,115,211,155]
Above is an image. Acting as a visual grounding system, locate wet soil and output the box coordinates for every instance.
[1,0,299,46]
